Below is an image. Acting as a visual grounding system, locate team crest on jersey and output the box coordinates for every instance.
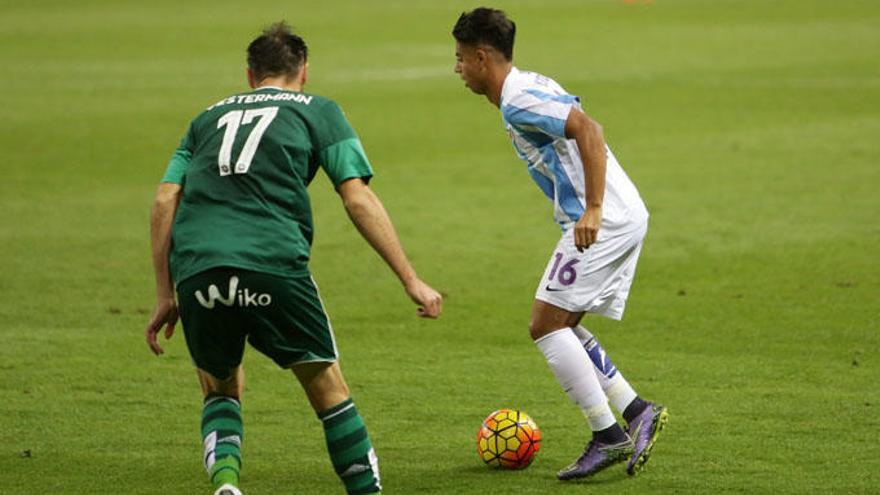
[195,276,272,309]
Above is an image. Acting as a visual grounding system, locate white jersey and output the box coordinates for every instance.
[500,67,648,235]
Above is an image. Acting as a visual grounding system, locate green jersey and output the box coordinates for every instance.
[162,86,373,283]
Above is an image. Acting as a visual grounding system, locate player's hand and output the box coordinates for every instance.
[404,278,443,319]
[145,297,179,355]
[574,206,602,252]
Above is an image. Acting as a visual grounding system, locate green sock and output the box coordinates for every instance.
[319,398,382,494]
[201,395,243,490]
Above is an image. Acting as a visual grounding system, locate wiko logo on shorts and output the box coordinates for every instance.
[195,276,272,309]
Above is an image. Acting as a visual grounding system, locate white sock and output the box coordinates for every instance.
[572,325,638,414]
[535,328,617,431]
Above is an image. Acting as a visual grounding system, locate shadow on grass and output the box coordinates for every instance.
[456,462,631,487]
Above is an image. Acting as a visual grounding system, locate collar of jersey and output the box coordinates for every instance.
[500,66,520,105]
[254,85,284,91]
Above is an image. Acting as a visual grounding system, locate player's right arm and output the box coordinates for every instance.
[337,178,443,319]
[145,182,182,355]
[145,128,192,355]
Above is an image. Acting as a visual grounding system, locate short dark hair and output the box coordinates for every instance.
[452,7,516,61]
[247,22,308,81]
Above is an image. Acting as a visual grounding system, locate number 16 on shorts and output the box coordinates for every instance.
[546,253,579,289]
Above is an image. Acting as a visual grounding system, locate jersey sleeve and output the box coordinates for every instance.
[161,123,195,184]
[501,89,580,139]
[313,100,374,187]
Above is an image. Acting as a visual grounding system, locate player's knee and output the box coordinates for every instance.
[198,367,243,399]
[528,320,552,341]
[529,317,576,341]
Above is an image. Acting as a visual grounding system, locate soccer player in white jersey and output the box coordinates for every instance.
[452,8,668,480]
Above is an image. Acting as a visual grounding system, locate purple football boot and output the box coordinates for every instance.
[556,437,634,481]
[625,403,668,475]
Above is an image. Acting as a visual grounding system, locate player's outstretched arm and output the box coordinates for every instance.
[337,178,443,318]
[145,183,182,355]
[565,107,607,252]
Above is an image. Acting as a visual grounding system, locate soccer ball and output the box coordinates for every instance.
[476,409,541,469]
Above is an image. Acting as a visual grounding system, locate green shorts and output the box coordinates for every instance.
[177,267,337,380]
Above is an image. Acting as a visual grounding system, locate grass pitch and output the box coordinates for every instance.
[2,1,878,493]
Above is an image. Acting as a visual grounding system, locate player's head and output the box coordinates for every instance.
[452,7,515,95]
[247,22,309,88]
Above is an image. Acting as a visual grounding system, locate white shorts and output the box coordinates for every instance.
[535,222,647,320]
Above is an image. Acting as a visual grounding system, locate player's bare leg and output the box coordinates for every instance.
[292,361,350,411]
[293,362,382,494]
[530,301,634,480]
[197,366,245,495]
[198,366,245,399]
[528,300,584,341]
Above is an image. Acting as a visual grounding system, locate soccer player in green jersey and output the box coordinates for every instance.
[144,22,443,495]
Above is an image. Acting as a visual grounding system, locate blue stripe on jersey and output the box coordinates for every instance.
[524,88,580,105]
[502,105,566,138]
[541,146,584,223]
[511,136,554,200]
[514,126,554,148]
[527,163,555,201]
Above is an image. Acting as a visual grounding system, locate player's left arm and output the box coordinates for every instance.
[565,107,607,252]
[337,178,443,319]
[145,182,182,355]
